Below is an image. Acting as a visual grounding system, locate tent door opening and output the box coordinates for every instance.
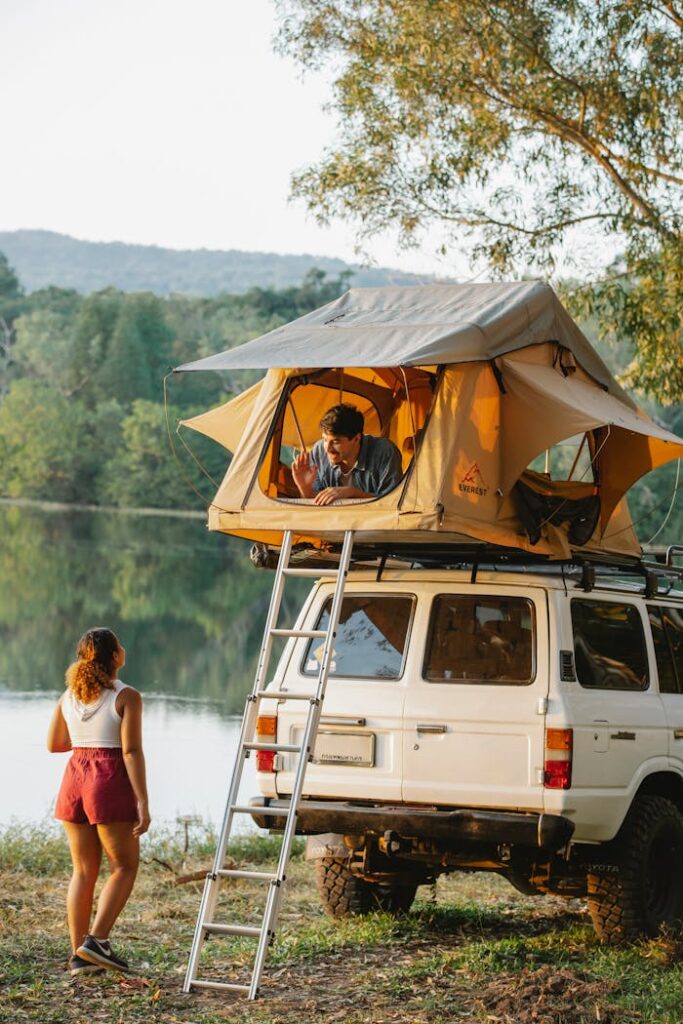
[255,366,438,505]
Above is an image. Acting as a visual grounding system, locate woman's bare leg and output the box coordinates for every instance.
[63,823,102,953]
[89,822,139,939]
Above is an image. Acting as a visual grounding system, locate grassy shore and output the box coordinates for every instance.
[2,823,683,1024]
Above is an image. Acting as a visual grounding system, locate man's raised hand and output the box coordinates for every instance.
[291,450,318,497]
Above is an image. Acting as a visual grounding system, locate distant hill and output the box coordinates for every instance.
[0,230,437,296]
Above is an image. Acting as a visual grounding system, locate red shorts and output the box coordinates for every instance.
[55,748,138,825]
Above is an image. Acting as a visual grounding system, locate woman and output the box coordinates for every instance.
[47,627,151,976]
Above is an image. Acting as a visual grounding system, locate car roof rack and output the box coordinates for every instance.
[250,539,683,598]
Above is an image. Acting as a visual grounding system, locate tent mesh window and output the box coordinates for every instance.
[515,431,601,546]
[257,367,437,503]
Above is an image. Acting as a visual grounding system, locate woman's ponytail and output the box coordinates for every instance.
[65,628,119,703]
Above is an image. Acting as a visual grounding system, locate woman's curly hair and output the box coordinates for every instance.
[65,628,120,704]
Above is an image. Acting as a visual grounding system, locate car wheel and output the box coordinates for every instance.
[587,795,683,942]
[315,857,417,918]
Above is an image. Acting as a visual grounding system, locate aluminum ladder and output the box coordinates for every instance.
[183,529,355,999]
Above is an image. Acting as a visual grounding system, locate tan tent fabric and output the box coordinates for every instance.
[496,346,681,517]
[176,284,683,560]
[181,379,263,453]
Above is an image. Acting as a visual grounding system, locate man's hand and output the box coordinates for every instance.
[291,450,318,497]
[314,486,369,505]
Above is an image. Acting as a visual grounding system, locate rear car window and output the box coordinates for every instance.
[423,596,535,685]
[302,594,414,679]
[648,606,679,693]
[571,600,648,691]
[662,606,683,688]
[649,605,683,694]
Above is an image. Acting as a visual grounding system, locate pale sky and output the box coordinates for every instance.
[3,0,618,282]
[2,0,460,277]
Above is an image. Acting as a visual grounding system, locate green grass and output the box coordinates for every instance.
[2,824,683,1023]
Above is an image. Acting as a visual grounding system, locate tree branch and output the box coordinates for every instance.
[481,4,587,100]
[605,152,683,188]
[471,63,678,240]
[659,2,683,29]
[530,107,680,239]
[457,10,679,239]
[404,191,621,237]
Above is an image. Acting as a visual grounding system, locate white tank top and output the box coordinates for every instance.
[61,679,130,748]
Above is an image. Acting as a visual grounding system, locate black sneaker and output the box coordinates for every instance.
[76,935,130,973]
[69,953,104,977]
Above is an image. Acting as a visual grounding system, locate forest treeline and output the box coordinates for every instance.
[0,250,680,541]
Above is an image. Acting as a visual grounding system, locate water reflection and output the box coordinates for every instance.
[0,505,307,708]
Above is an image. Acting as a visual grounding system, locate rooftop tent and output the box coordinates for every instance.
[175,282,683,558]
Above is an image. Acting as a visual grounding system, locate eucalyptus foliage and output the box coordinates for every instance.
[277,0,682,398]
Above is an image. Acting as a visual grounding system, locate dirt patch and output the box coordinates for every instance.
[475,965,631,1024]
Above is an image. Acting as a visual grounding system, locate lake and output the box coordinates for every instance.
[0,504,306,827]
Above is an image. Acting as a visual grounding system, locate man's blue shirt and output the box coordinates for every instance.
[310,434,403,498]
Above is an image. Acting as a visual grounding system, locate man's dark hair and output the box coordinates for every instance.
[320,404,364,438]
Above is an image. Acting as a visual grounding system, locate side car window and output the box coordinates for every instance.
[423,596,535,685]
[571,600,648,691]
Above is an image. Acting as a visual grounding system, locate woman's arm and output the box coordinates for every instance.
[119,688,151,837]
[47,697,72,752]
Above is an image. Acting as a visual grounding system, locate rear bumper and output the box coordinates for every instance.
[248,797,574,851]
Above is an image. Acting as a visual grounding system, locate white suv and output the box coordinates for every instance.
[250,552,683,942]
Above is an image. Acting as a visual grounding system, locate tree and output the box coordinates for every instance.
[69,289,125,407]
[100,302,156,405]
[0,252,25,400]
[101,400,221,509]
[0,380,89,502]
[12,310,82,396]
[243,268,354,321]
[277,0,682,399]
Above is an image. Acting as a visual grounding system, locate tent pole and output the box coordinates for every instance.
[567,434,588,482]
[287,397,307,453]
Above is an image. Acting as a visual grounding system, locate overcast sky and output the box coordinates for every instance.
[2,0,459,276]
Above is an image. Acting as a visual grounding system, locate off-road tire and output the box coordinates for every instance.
[315,857,417,919]
[587,795,683,943]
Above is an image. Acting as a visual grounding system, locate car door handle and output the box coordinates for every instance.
[320,716,367,727]
[416,723,447,734]
[673,729,683,740]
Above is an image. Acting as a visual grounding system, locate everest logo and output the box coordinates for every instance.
[459,463,488,497]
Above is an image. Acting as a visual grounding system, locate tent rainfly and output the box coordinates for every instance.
[174,282,683,559]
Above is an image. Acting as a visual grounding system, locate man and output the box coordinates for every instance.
[291,404,403,506]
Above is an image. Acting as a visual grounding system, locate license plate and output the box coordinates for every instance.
[312,730,375,767]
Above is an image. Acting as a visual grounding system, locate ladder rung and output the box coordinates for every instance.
[283,567,339,577]
[231,804,291,817]
[243,741,300,753]
[192,980,251,993]
[205,923,261,937]
[270,626,327,634]
[255,689,314,701]
[217,869,277,881]
[270,628,327,639]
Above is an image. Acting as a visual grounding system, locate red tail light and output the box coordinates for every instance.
[256,714,277,773]
[544,728,572,789]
